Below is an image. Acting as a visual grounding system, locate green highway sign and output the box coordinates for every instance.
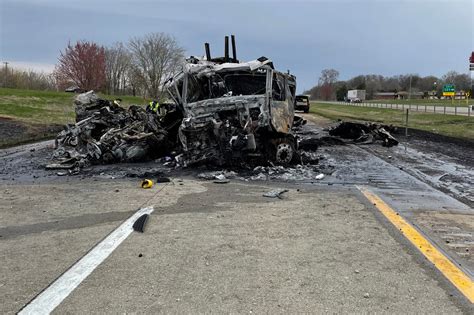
[443,84,455,92]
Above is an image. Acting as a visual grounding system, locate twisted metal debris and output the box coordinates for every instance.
[48,92,175,173]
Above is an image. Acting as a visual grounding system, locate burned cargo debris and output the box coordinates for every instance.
[328,121,399,147]
[166,35,299,166]
[49,91,181,172]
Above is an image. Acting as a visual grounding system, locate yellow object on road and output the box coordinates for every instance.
[141,179,153,189]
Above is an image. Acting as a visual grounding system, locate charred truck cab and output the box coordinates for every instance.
[165,36,297,166]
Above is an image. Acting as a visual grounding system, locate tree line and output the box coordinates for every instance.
[2,37,471,102]
[0,66,56,91]
[0,32,185,100]
[305,69,472,101]
[55,32,185,99]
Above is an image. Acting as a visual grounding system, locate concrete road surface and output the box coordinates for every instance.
[0,177,470,313]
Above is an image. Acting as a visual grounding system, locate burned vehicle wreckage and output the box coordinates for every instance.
[49,36,398,172]
[167,35,299,166]
[49,36,300,170]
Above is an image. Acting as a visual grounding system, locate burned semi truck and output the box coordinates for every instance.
[165,35,298,166]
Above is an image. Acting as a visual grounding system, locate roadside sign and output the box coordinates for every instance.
[442,84,455,97]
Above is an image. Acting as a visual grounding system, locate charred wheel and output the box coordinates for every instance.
[266,134,299,165]
[276,143,293,164]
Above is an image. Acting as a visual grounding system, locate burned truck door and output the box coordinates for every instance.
[269,72,295,134]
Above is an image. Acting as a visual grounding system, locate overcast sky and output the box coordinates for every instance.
[1,0,472,91]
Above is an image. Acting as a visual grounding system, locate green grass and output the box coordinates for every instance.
[310,102,474,140]
[366,98,473,106]
[0,88,150,125]
[0,88,152,147]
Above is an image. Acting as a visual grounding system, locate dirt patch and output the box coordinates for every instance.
[0,117,63,148]
[300,112,332,128]
[0,117,28,139]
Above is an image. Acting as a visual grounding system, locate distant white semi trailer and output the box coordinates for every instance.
[347,90,366,102]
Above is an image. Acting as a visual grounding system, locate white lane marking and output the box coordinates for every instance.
[19,206,154,315]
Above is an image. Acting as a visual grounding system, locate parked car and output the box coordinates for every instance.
[65,86,85,93]
[295,95,310,113]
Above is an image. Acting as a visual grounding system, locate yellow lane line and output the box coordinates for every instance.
[359,187,474,303]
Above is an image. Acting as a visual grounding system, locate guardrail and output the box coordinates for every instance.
[318,101,473,117]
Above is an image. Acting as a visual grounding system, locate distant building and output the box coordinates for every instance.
[373,92,396,100]
[373,91,424,100]
[396,91,424,100]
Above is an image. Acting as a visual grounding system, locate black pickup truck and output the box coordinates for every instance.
[295,95,310,113]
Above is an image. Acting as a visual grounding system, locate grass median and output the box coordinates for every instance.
[0,88,150,147]
[310,102,474,140]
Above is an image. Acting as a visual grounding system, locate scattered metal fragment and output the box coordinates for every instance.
[329,121,398,147]
[215,174,226,181]
[315,173,325,180]
[213,179,230,184]
[292,115,307,128]
[197,171,237,180]
[155,177,171,183]
[46,163,75,170]
[133,214,149,233]
[263,189,289,199]
[249,164,332,181]
[300,151,320,165]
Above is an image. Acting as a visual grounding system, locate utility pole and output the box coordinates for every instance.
[408,74,412,100]
[469,51,474,102]
[3,62,9,87]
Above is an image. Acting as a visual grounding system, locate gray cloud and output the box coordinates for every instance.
[1,0,472,91]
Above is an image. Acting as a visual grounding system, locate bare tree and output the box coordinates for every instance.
[0,66,56,90]
[364,75,383,99]
[54,41,106,91]
[318,69,339,100]
[105,42,131,95]
[442,71,470,90]
[417,75,439,92]
[383,76,401,92]
[126,66,145,97]
[128,32,185,99]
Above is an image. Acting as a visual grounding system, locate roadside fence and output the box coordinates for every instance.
[319,101,473,117]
